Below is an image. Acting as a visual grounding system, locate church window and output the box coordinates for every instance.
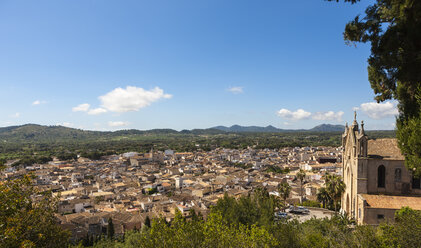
[378,165,385,188]
[358,208,361,218]
[395,168,402,182]
[412,176,421,189]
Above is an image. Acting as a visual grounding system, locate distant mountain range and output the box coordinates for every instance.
[211,124,345,132]
[0,123,345,137]
[0,123,346,143]
[308,124,346,132]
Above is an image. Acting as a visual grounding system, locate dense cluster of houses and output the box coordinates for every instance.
[1,146,342,241]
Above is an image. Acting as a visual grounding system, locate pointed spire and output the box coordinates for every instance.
[352,111,358,125]
[352,111,358,131]
[360,120,365,135]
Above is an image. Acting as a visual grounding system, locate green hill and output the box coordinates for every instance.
[0,124,396,161]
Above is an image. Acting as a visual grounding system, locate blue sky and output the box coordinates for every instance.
[0,0,398,131]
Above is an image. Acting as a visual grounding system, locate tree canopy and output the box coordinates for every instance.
[74,190,421,248]
[0,175,69,248]
[329,0,421,173]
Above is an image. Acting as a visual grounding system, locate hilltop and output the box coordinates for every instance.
[211,124,345,133]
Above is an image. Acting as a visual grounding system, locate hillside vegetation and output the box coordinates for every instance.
[0,124,395,161]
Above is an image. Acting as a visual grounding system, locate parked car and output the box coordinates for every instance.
[274,211,290,220]
[289,206,310,214]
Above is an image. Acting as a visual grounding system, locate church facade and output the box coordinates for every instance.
[341,114,421,225]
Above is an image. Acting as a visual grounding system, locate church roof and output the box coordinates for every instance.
[367,138,404,160]
[361,194,421,210]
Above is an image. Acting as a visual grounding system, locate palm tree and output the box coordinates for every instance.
[324,173,345,212]
[278,181,291,211]
[296,169,306,203]
[316,187,330,209]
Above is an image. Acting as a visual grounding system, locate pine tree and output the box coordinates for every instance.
[107,218,114,240]
[144,215,151,228]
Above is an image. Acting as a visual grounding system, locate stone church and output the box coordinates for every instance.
[341,113,421,225]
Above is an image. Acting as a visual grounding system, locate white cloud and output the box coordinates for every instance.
[73,86,171,115]
[32,100,46,105]
[88,108,108,115]
[277,108,312,121]
[312,111,344,122]
[99,86,172,113]
[108,121,130,127]
[227,86,244,94]
[10,112,20,118]
[277,108,344,122]
[72,103,90,112]
[358,101,398,119]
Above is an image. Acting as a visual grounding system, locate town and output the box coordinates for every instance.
[2,145,341,241]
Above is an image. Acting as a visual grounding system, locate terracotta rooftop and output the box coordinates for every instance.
[361,194,421,210]
[367,138,404,160]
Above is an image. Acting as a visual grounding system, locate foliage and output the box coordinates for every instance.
[144,216,151,228]
[396,103,421,176]
[316,187,334,210]
[94,196,105,204]
[212,188,279,228]
[324,173,345,212]
[266,165,290,174]
[228,161,252,170]
[146,188,158,195]
[294,215,380,248]
[1,176,418,248]
[9,155,52,167]
[299,200,321,208]
[107,218,114,240]
[330,0,421,172]
[296,169,306,202]
[0,175,70,248]
[378,207,421,248]
[89,210,278,248]
[278,181,292,209]
[74,204,421,248]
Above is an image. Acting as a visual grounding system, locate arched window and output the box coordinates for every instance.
[378,165,385,188]
[395,168,402,182]
[412,176,421,189]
